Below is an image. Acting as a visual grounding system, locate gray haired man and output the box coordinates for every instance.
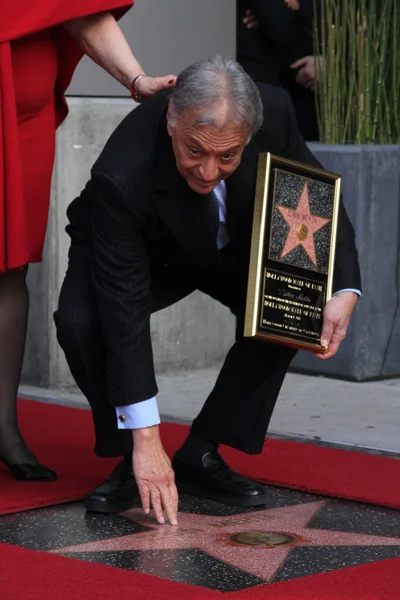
[55,56,360,526]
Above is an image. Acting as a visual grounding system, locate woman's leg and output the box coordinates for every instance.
[0,268,56,480]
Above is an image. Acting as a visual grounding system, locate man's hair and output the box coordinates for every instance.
[169,55,263,139]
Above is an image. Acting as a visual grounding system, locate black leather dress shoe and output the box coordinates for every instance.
[85,460,139,513]
[172,450,268,507]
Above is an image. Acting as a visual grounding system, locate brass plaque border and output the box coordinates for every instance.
[244,152,341,352]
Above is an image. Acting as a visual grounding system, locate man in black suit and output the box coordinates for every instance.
[237,0,321,140]
[55,56,360,527]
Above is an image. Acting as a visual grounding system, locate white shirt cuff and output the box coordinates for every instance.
[115,397,161,429]
[334,288,361,297]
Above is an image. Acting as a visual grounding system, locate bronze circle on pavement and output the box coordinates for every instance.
[228,531,296,547]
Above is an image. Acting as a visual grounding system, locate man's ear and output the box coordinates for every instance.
[166,101,174,137]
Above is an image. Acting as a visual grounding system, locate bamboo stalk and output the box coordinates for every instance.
[342,1,357,142]
[314,0,399,144]
[355,3,365,143]
[371,0,392,141]
[392,1,400,141]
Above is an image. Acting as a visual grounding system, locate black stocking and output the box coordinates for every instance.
[0,268,56,479]
[0,270,58,483]
[0,268,40,465]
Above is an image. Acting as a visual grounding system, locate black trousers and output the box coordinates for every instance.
[55,239,296,458]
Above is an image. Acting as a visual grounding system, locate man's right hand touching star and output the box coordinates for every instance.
[132,426,179,525]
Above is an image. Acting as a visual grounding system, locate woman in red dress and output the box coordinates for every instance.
[0,1,175,481]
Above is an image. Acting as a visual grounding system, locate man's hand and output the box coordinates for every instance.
[132,426,178,525]
[314,292,359,360]
[243,8,259,30]
[285,0,299,11]
[290,55,324,90]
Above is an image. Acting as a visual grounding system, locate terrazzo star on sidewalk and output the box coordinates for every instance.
[55,55,361,526]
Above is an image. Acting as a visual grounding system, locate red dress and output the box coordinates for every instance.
[0,0,133,272]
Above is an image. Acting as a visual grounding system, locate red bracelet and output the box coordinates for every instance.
[131,74,145,103]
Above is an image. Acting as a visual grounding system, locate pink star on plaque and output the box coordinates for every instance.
[53,501,400,583]
[277,181,330,266]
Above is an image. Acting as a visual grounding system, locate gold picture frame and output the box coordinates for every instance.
[244,152,341,352]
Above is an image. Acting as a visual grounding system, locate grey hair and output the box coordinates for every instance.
[169,55,263,140]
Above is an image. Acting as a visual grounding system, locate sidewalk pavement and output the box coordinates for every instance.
[19,369,400,454]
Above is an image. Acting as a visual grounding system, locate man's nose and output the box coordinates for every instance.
[199,158,218,181]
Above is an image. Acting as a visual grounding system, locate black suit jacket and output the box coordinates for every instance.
[66,84,360,407]
[237,0,317,80]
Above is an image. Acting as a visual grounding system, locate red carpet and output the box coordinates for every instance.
[1,542,400,599]
[0,400,119,516]
[0,399,399,515]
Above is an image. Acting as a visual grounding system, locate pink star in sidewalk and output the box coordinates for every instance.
[54,501,400,583]
[277,181,330,266]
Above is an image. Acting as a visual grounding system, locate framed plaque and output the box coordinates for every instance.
[244,153,341,352]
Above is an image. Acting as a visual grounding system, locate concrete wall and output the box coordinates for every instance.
[22,99,235,388]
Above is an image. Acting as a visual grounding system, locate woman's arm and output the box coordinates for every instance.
[63,11,176,99]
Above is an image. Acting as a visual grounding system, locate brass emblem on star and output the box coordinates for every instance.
[296,224,308,241]
[228,531,296,547]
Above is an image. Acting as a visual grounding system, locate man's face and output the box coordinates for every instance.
[167,104,250,195]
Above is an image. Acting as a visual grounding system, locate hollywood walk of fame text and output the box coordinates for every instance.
[260,269,325,341]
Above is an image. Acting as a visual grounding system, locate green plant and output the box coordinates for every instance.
[313,0,400,144]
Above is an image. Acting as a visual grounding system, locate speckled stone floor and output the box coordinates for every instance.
[1,483,400,592]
